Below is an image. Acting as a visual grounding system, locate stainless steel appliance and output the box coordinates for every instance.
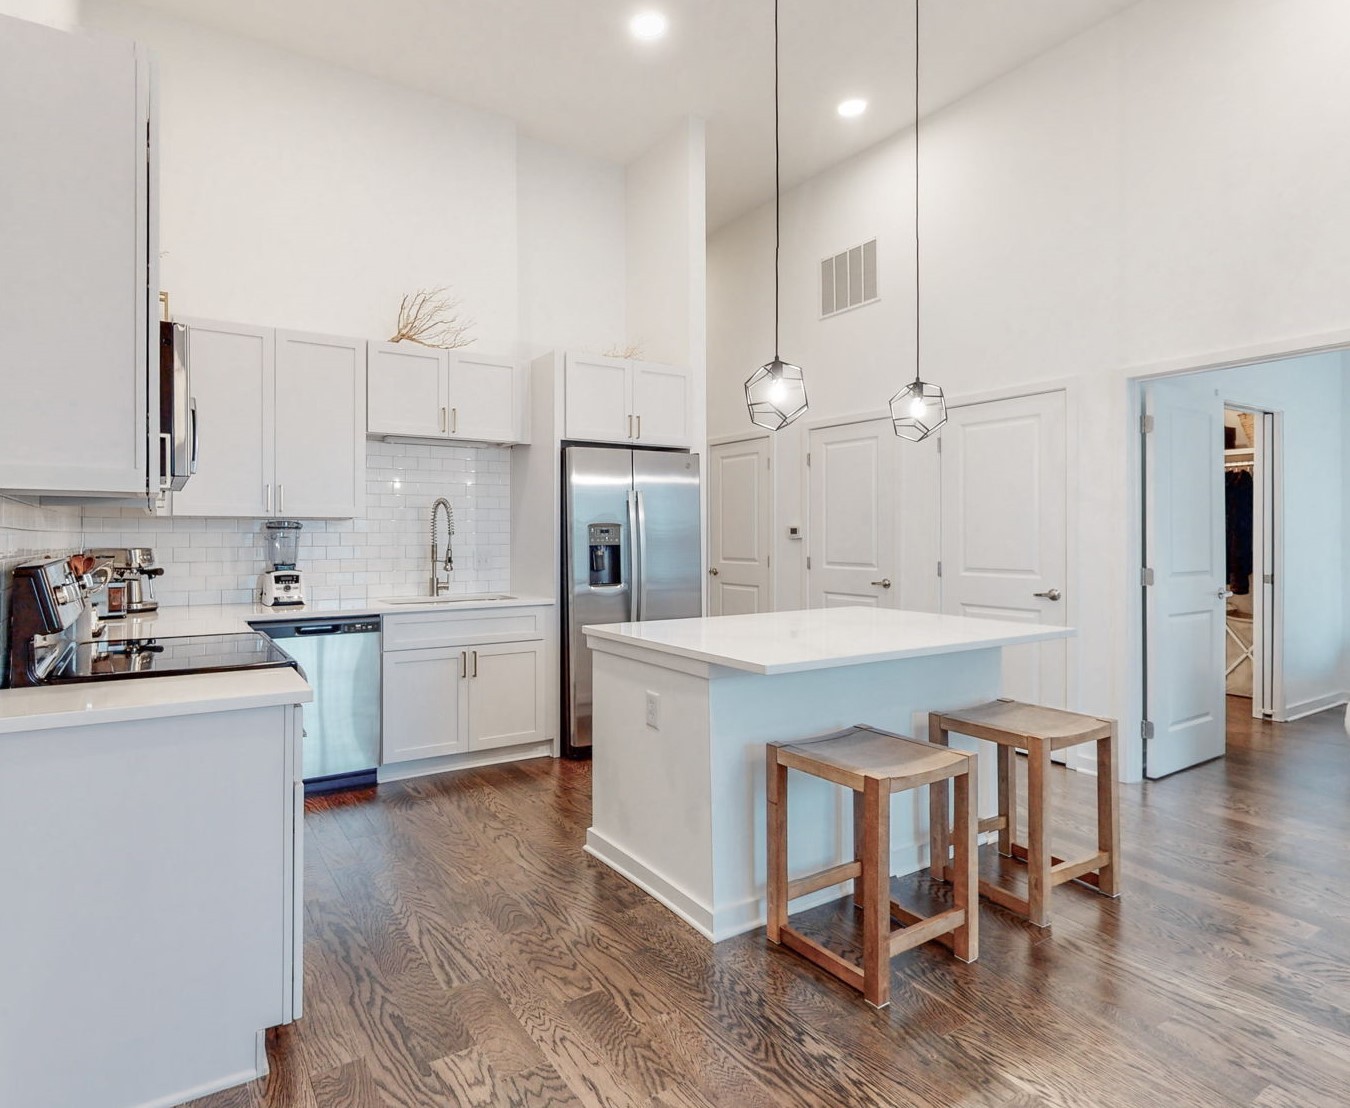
[562,445,702,756]
[88,547,164,614]
[259,520,306,607]
[259,618,381,794]
[4,555,296,689]
[159,321,198,493]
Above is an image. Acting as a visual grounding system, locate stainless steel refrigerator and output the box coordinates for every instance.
[562,445,702,756]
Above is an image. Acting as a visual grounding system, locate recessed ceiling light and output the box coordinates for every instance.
[629,11,668,42]
[837,98,868,119]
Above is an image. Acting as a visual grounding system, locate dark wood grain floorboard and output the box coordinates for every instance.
[189,706,1350,1107]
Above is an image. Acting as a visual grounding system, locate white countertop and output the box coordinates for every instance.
[584,607,1074,675]
[96,594,554,641]
[0,667,313,735]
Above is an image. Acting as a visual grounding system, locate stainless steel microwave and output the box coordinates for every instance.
[158,321,197,492]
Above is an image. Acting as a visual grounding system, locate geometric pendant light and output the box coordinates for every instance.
[745,0,809,431]
[889,0,946,442]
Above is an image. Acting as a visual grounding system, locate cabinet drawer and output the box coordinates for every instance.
[382,607,546,650]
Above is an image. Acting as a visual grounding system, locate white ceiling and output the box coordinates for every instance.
[134,0,1138,228]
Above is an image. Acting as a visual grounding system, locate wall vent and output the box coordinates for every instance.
[820,238,878,318]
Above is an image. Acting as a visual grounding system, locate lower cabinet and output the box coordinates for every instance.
[382,631,546,764]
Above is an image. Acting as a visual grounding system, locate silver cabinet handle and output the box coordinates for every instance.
[635,414,641,439]
[460,650,467,679]
[265,483,272,513]
[871,578,892,589]
[451,407,457,434]
[471,650,478,678]
[627,414,634,439]
[440,406,447,433]
[1034,588,1062,601]
[709,567,719,576]
[278,484,285,514]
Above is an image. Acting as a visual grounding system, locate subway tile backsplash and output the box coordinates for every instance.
[80,440,512,608]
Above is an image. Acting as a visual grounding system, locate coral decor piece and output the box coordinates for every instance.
[388,287,475,349]
[602,342,644,360]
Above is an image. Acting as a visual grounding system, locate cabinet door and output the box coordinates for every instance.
[564,355,632,444]
[631,361,694,448]
[274,331,366,518]
[381,647,467,763]
[172,320,274,517]
[367,342,446,438]
[447,352,520,443]
[0,20,150,495]
[466,641,545,750]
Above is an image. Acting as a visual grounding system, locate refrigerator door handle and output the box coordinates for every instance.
[635,488,650,622]
[627,489,641,622]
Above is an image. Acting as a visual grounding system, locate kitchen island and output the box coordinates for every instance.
[584,607,1073,941]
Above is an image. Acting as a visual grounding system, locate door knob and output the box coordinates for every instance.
[708,567,719,576]
[1218,587,1234,599]
[871,578,892,589]
[1033,588,1062,601]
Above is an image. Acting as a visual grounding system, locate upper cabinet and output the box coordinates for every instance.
[0,17,157,496]
[173,320,365,519]
[367,345,527,444]
[563,354,694,449]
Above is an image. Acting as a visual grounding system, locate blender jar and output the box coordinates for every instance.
[264,519,303,569]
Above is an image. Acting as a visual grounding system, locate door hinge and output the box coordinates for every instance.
[1141,720,1155,740]
[1263,572,1273,584]
[936,438,943,454]
[766,456,772,470]
[766,553,771,568]
[1140,414,1155,434]
[806,555,811,570]
[936,561,943,578]
[1141,567,1154,587]
[806,452,811,467]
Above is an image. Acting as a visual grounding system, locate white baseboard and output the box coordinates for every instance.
[376,740,553,783]
[1279,691,1349,723]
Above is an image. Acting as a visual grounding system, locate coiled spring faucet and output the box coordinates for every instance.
[430,497,455,596]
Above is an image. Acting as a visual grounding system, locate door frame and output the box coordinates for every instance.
[707,431,775,614]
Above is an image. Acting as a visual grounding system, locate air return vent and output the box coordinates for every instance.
[820,238,878,317]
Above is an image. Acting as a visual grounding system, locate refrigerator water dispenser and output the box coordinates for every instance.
[588,523,623,587]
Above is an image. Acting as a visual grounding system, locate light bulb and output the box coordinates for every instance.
[768,376,788,405]
[629,11,668,41]
[909,395,927,419]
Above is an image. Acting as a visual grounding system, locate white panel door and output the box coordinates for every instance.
[808,420,896,608]
[564,355,632,443]
[172,320,274,518]
[467,642,545,750]
[0,20,149,494]
[274,331,366,518]
[709,438,772,616]
[366,342,445,438]
[448,352,519,443]
[381,647,467,762]
[940,392,1068,710]
[632,361,693,447]
[1144,380,1227,778]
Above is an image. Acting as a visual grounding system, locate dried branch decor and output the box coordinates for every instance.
[603,342,644,360]
[389,287,475,349]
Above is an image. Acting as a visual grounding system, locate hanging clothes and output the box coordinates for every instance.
[1225,467,1253,594]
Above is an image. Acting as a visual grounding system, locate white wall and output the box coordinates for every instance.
[1150,353,1347,715]
[707,0,1350,778]
[0,0,75,28]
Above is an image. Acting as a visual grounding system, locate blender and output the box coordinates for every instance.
[259,520,305,606]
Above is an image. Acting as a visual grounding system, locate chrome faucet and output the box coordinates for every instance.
[429,497,455,596]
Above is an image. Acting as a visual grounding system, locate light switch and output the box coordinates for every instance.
[645,691,660,729]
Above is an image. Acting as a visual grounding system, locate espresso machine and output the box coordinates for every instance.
[88,547,164,617]
[259,520,306,607]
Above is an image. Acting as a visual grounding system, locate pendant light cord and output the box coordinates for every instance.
[773,0,781,362]
[913,0,921,388]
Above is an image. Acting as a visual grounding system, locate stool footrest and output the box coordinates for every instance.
[888,908,965,956]
[787,860,862,903]
[1008,842,1111,889]
[977,815,1008,834]
[978,879,1031,918]
[778,926,864,993]
[889,899,954,952]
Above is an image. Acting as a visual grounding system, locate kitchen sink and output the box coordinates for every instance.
[382,594,516,605]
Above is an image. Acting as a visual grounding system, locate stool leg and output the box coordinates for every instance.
[996,743,1015,857]
[766,745,788,943]
[927,717,950,882]
[862,777,890,1009]
[1026,739,1052,928]
[852,787,865,909]
[1096,722,1121,897]
[951,763,979,963]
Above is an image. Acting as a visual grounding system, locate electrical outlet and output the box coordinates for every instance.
[645,691,660,729]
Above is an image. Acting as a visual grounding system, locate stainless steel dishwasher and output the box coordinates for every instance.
[260,617,381,794]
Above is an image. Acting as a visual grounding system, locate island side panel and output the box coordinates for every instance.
[706,649,1003,941]
[0,705,295,1108]
[586,646,717,935]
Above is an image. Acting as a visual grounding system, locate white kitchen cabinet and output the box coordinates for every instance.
[367,346,525,444]
[381,608,549,765]
[0,16,155,496]
[563,353,693,448]
[274,330,366,518]
[174,321,365,519]
[171,320,274,517]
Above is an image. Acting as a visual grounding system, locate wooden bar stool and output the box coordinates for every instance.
[766,725,978,1009]
[928,700,1120,928]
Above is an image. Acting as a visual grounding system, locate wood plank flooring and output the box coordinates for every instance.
[191,704,1350,1107]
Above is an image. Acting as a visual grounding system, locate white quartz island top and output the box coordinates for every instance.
[585,607,1074,675]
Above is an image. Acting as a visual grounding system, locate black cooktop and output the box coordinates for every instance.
[46,633,297,683]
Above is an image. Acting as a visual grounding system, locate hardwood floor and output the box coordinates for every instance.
[191,706,1350,1107]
